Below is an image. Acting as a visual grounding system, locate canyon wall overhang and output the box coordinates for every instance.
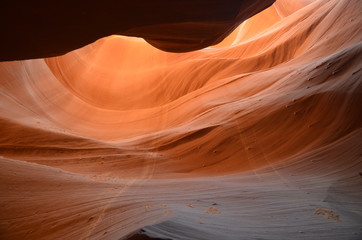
[0,0,275,61]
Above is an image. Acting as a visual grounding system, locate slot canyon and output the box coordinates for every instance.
[0,0,361,239]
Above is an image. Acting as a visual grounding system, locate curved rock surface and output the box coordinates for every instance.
[0,0,362,239]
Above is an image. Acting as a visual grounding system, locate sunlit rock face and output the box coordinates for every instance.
[0,0,362,239]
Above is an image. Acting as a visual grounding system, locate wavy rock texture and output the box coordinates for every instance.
[0,0,362,239]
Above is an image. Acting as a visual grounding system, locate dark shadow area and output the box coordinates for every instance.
[124,230,172,240]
